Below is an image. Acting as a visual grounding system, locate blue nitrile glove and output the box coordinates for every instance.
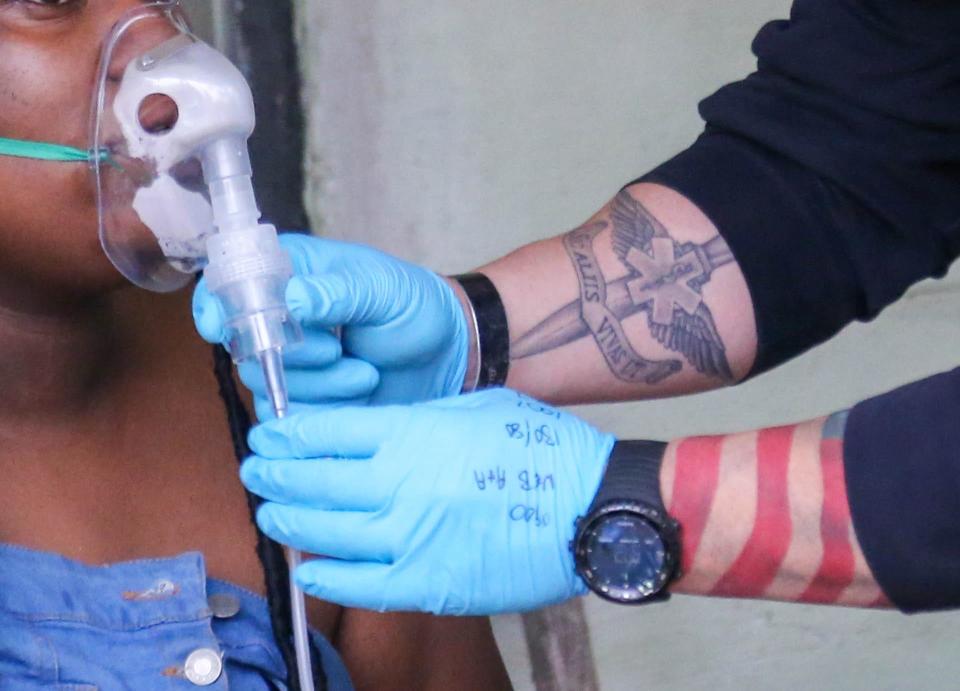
[240,388,616,615]
[193,233,470,415]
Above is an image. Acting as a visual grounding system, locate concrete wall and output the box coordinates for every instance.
[292,2,960,689]
[183,0,229,52]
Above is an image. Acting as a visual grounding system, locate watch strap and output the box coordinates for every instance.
[588,440,668,513]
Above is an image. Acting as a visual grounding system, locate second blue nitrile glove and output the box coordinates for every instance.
[240,389,616,615]
[193,233,470,413]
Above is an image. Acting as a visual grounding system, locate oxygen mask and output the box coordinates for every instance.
[92,0,245,292]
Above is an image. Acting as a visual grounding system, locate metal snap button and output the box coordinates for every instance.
[184,648,223,686]
[208,593,241,619]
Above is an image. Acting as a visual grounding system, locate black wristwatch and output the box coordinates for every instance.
[572,440,681,604]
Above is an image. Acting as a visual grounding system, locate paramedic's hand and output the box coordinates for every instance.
[193,233,470,412]
[240,388,615,615]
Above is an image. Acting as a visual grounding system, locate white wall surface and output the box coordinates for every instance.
[294,1,960,689]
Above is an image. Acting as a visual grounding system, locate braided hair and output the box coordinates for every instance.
[212,344,328,690]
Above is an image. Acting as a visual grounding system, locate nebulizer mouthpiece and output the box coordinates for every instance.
[201,137,301,413]
[91,3,314,688]
[202,141,301,416]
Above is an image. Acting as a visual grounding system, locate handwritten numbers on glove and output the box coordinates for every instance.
[241,389,616,615]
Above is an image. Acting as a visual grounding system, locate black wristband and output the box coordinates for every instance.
[453,273,510,389]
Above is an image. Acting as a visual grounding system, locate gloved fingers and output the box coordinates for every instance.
[256,504,395,563]
[286,266,421,330]
[238,357,379,402]
[294,559,399,612]
[192,273,344,360]
[285,273,355,328]
[278,233,352,274]
[194,234,357,344]
[241,456,385,511]
[282,234,428,330]
[284,360,380,402]
[248,405,406,459]
[192,277,227,344]
[280,330,342,367]
[195,233,402,343]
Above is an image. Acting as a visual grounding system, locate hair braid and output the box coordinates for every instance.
[212,344,328,690]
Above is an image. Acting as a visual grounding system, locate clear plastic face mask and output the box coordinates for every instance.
[90,0,255,293]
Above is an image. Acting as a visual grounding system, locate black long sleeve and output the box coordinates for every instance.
[633,1,960,611]
[845,367,960,612]
[637,0,960,375]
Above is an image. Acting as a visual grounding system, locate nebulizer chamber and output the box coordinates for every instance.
[92,3,313,687]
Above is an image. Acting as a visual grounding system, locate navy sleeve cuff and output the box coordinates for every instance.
[845,367,960,612]
[635,131,870,376]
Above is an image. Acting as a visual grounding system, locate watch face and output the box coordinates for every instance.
[581,510,667,601]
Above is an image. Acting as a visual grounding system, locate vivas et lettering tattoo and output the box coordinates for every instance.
[511,191,736,384]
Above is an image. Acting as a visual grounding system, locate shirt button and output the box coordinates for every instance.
[208,593,241,619]
[184,648,223,686]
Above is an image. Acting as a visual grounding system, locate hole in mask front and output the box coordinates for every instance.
[138,93,179,135]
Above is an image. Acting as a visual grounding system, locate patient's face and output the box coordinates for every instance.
[0,0,177,303]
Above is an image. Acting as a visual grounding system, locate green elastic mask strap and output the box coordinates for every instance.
[0,136,109,164]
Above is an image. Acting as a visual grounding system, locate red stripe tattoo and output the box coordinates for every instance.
[799,437,856,603]
[669,436,723,574]
[710,426,794,597]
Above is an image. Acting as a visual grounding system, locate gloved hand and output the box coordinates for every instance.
[193,233,470,416]
[240,388,615,615]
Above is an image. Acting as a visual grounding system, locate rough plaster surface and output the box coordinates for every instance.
[294,2,960,689]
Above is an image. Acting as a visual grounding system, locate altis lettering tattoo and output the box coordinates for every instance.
[664,411,887,607]
[511,191,735,384]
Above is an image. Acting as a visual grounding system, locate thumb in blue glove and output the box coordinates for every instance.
[240,388,615,615]
[192,233,470,414]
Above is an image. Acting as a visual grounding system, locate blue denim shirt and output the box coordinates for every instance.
[0,544,353,690]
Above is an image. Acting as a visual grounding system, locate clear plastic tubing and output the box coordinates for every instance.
[268,374,315,691]
[201,138,315,691]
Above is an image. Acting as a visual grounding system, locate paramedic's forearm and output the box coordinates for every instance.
[660,412,887,606]
[475,182,758,404]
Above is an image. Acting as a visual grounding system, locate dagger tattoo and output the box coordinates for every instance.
[511,191,736,384]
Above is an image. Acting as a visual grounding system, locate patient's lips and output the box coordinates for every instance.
[137,93,179,135]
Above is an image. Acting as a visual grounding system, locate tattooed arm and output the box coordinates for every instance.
[476,183,757,404]
[660,411,887,607]
[479,0,960,404]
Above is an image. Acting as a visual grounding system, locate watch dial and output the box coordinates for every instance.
[585,512,665,599]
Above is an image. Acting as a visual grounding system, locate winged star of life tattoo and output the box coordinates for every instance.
[511,191,736,385]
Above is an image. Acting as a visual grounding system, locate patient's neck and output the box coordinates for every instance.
[0,282,194,426]
[0,297,112,422]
